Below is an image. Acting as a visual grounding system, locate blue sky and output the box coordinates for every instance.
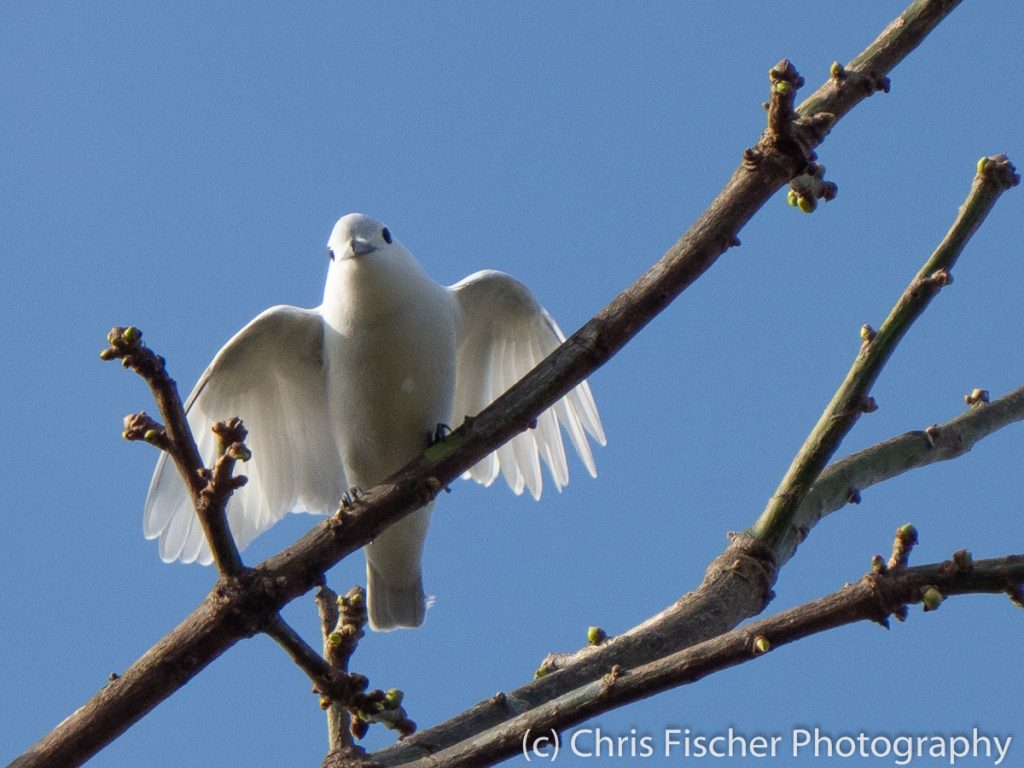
[3,3,1023,767]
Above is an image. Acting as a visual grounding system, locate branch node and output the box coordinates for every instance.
[1007,583,1024,610]
[787,161,837,213]
[921,586,943,612]
[923,424,941,448]
[951,549,974,574]
[964,388,989,407]
[928,268,953,288]
[100,326,168,382]
[888,523,918,570]
[859,323,877,346]
[976,154,1020,189]
[121,412,169,450]
[601,664,624,692]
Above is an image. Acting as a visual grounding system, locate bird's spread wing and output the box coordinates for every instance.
[144,305,345,564]
[450,270,605,499]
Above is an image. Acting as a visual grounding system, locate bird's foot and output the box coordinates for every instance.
[428,423,452,446]
[340,486,365,511]
[427,424,453,493]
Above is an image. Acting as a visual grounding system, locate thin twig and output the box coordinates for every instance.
[752,155,1019,549]
[102,328,245,575]
[264,617,367,705]
[316,587,353,752]
[781,383,1024,562]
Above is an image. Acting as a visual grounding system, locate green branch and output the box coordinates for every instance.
[752,156,1019,549]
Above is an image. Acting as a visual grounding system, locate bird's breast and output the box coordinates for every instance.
[324,297,457,487]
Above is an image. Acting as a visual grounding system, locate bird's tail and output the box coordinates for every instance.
[363,505,432,630]
[366,563,426,630]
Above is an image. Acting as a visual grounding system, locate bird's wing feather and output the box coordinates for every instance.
[450,270,605,499]
[144,305,345,564]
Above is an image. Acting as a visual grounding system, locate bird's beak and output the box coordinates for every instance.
[349,237,377,258]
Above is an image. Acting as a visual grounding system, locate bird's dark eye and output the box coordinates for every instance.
[328,248,335,261]
[381,227,392,244]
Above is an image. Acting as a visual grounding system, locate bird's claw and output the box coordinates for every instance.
[340,487,364,510]
[429,423,452,446]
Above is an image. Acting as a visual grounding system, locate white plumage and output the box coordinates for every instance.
[144,213,605,630]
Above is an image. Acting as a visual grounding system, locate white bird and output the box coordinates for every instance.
[144,213,605,630]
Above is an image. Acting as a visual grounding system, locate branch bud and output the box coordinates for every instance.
[964,388,989,406]
[227,442,252,462]
[921,586,943,612]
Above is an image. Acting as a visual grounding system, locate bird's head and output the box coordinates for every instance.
[322,213,433,320]
[327,213,396,262]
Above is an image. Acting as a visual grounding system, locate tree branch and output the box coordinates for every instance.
[752,155,1019,549]
[395,546,1024,768]
[103,328,245,575]
[374,154,1020,766]
[783,383,1024,563]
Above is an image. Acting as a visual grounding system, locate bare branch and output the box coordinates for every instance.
[752,155,1019,548]
[264,617,367,707]
[396,547,1024,768]
[787,383,1024,561]
[101,326,245,575]
[316,586,355,753]
[374,155,1021,767]
[374,382,1024,765]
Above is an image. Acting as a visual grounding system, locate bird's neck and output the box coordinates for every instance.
[321,248,439,333]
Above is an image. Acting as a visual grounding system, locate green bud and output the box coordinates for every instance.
[384,688,404,708]
[787,189,799,207]
[534,665,549,680]
[897,524,918,545]
[775,81,792,96]
[830,61,845,79]
[144,429,160,443]
[977,157,989,175]
[752,636,771,654]
[587,626,607,645]
[922,587,943,612]
[797,195,816,214]
[328,631,343,645]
